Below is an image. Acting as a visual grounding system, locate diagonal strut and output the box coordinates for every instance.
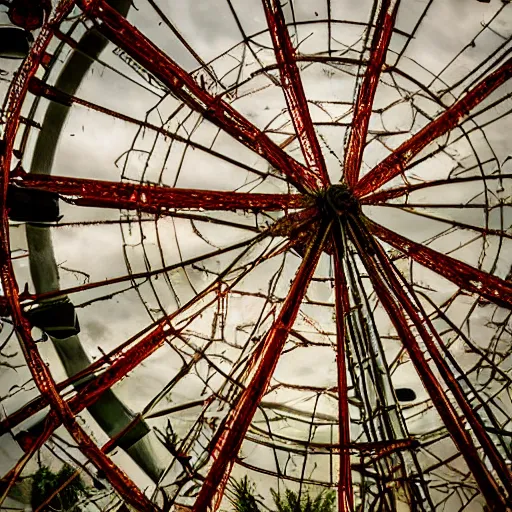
[366,218,512,310]
[79,0,321,193]
[348,219,509,511]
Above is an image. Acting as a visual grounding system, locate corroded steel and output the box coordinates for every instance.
[0,2,159,510]
[194,223,330,511]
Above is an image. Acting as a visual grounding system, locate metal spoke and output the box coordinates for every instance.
[343,0,399,186]
[12,172,305,213]
[79,0,319,193]
[354,56,512,197]
[348,218,508,511]
[367,206,512,241]
[332,226,354,512]
[194,221,331,512]
[366,217,512,310]
[356,218,512,498]
[262,0,329,188]
[27,77,279,182]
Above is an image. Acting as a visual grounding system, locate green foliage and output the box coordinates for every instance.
[31,463,87,511]
[271,488,336,512]
[228,476,261,512]
[230,477,336,512]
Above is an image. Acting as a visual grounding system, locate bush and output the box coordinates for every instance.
[230,477,336,512]
[31,464,87,511]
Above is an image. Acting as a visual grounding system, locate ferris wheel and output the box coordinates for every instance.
[0,0,511,511]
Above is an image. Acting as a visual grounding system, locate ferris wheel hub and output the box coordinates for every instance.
[322,184,361,217]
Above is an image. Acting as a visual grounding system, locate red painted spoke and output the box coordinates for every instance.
[262,0,329,188]
[354,56,512,197]
[0,324,181,501]
[348,220,508,510]
[0,323,173,444]
[332,233,353,512]
[194,222,330,512]
[7,323,176,459]
[13,172,305,213]
[366,218,512,310]
[355,218,512,498]
[78,0,318,193]
[370,240,512,498]
[361,173,512,204]
[343,0,399,186]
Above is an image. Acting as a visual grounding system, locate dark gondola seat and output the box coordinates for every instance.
[25,298,80,339]
[7,184,61,223]
[0,26,32,59]
[395,387,417,402]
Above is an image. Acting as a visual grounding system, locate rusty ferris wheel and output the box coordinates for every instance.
[0,0,512,511]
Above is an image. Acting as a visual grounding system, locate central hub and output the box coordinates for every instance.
[321,184,360,217]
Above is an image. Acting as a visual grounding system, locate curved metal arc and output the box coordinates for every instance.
[360,173,512,204]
